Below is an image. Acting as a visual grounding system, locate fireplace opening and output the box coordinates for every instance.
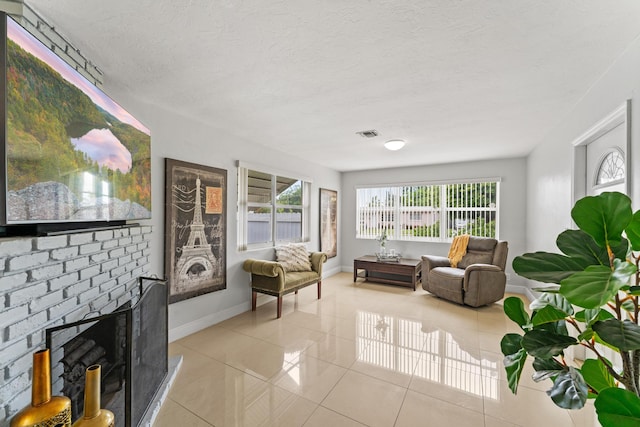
[46,277,168,427]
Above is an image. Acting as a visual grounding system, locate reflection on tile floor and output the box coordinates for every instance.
[154,273,600,427]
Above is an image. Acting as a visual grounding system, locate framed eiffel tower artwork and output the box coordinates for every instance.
[164,158,227,303]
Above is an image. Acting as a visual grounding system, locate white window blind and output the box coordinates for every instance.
[356,179,499,242]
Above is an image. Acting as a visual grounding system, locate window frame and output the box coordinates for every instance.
[356,178,500,243]
[237,161,311,251]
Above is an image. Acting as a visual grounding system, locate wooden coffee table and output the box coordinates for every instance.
[353,256,422,291]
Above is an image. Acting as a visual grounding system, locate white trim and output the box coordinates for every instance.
[237,167,249,251]
[237,163,311,251]
[168,300,249,342]
[236,160,313,183]
[572,99,631,204]
[505,283,537,302]
[571,102,628,147]
[356,176,502,190]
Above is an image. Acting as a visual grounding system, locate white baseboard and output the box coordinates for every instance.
[168,301,249,342]
[323,266,342,278]
[506,284,538,302]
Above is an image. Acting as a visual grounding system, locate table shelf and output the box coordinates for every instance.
[353,256,422,291]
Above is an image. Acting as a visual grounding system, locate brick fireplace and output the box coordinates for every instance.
[0,225,152,426]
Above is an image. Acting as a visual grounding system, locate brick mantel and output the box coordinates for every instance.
[0,225,152,426]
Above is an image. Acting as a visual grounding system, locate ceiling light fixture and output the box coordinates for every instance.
[384,139,405,151]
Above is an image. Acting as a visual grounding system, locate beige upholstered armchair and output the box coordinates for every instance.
[243,251,327,318]
[421,237,508,307]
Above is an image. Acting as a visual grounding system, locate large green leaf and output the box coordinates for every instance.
[578,328,594,342]
[503,348,527,394]
[575,309,615,326]
[595,387,640,427]
[503,296,530,330]
[593,319,640,351]
[500,333,523,356]
[530,293,574,315]
[571,192,632,248]
[594,332,624,353]
[522,329,577,358]
[533,357,565,372]
[546,367,588,409]
[556,229,609,266]
[612,258,637,282]
[559,261,635,309]
[624,210,640,251]
[533,319,569,336]
[532,305,568,327]
[611,237,631,261]
[513,252,588,284]
[581,358,616,393]
[531,357,566,382]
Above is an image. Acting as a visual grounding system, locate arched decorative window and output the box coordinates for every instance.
[595,148,625,186]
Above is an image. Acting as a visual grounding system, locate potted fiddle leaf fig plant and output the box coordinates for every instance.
[502,191,640,427]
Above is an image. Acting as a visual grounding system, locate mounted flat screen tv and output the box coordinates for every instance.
[0,13,151,232]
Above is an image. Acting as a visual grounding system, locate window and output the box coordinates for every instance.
[238,163,311,250]
[356,179,499,242]
[595,148,625,186]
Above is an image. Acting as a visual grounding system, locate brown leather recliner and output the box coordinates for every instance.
[421,237,508,307]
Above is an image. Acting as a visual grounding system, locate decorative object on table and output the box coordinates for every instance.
[319,188,338,258]
[375,250,401,262]
[72,365,114,427]
[164,158,227,303]
[377,229,388,254]
[11,349,72,427]
[502,191,640,426]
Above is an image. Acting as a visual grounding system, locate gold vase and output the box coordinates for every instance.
[72,365,114,427]
[11,348,72,427]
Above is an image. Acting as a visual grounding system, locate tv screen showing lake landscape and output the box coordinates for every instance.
[2,15,151,225]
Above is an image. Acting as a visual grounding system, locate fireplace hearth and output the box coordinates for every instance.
[46,277,167,427]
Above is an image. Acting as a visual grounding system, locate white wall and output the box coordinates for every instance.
[340,158,527,289]
[99,29,640,338]
[527,33,640,258]
[100,96,341,341]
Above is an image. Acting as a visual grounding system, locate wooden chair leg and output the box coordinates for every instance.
[277,296,283,318]
[252,291,257,311]
[317,281,322,299]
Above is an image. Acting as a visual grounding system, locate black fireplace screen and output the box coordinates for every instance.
[46,277,168,427]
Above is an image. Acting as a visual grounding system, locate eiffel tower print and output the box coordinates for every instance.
[166,159,227,303]
[174,175,218,293]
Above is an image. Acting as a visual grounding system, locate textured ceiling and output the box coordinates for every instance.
[26,0,640,172]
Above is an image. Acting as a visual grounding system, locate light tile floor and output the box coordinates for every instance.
[154,272,600,427]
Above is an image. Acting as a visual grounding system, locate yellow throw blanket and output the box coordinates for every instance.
[448,234,470,268]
